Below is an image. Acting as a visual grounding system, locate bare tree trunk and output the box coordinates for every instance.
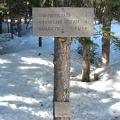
[10,14,14,39]
[17,16,22,37]
[82,39,90,82]
[102,4,111,67]
[25,10,28,24]
[7,15,10,33]
[0,12,2,34]
[53,37,71,120]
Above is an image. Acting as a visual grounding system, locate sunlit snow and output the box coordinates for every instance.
[0,21,120,120]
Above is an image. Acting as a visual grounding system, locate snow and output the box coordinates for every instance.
[0,22,120,120]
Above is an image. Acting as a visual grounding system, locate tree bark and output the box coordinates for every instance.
[10,14,14,39]
[0,12,2,34]
[102,3,112,67]
[53,37,71,120]
[82,39,90,82]
[17,15,22,37]
[53,1,71,119]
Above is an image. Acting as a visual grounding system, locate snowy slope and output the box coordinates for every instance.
[0,23,120,120]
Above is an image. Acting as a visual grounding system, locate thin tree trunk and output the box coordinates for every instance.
[7,0,10,33]
[25,1,28,24]
[38,0,42,47]
[0,12,2,34]
[53,37,71,120]
[82,39,90,82]
[17,16,22,37]
[7,16,9,33]
[25,11,27,24]
[10,15,14,39]
[102,4,111,67]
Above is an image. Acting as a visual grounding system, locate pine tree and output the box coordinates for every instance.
[101,1,111,67]
[93,0,120,67]
[79,37,91,82]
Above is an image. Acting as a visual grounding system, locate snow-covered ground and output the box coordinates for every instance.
[0,22,120,120]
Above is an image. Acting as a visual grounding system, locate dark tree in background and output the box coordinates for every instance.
[0,12,2,34]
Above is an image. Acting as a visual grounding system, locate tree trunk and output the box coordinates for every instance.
[0,12,2,34]
[38,37,42,47]
[7,15,10,33]
[38,0,42,47]
[82,39,90,82]
[53,1,71,119]
[17,16,22,37]
[53,37,71,120]
[10,15,14,39]
[102,3,111,67]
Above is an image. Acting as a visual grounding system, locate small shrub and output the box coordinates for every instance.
[77,43,102,68]
[94,73,99,81]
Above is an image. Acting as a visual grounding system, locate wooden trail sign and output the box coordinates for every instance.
[32,7,94,120]
[33,7,94,37]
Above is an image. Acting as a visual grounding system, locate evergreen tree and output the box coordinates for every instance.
[75,0,92,82]
[79,37,91,82]
[93,0,120,67]
[98,0,112,67]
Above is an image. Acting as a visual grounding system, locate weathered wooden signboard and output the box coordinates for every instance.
[32,7,94,118]
[33,7,94,37]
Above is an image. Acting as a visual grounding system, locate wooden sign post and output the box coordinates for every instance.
[33,7,94,37]
[33,7,94,120]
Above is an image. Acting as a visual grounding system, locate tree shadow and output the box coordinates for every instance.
[0,49,54,119]
[70,80,120,120]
